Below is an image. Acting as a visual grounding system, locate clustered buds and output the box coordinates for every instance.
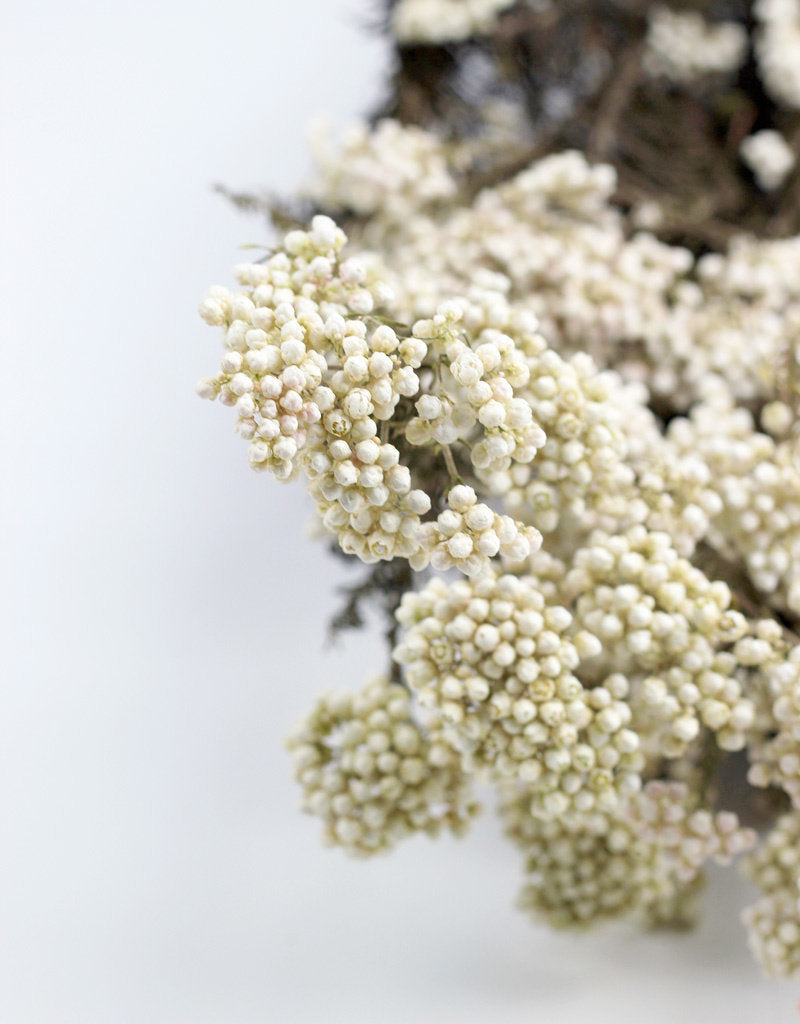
[286,677,478,854]
[198,220,546,571]
[742,812,800,977]
[644,7,747,83]
[414,485,541,576]
[502,779,755,930]
[390,0,517,44]
[394,573,643,820]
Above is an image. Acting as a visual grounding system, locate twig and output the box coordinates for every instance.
[587,42,645,161]
[441,443,460,483]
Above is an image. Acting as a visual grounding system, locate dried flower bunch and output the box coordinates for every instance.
[197,0,800,978]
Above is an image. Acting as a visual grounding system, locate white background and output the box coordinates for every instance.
[1,2,799,1021]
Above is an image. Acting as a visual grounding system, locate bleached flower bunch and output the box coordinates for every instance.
[307,118,457,221]
[286,677,478,854]
[644,7,747,84]
[755,0,800,110]
[197,224,546,572]
[503,779,755,929]
[391,0,518,44]
[740,130,797,192]
[197,0,800,983]
[742,812,800,975]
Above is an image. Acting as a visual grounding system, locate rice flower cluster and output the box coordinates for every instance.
[199,11,800,971]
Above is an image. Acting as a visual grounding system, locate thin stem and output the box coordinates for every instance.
[441,443,459,484]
